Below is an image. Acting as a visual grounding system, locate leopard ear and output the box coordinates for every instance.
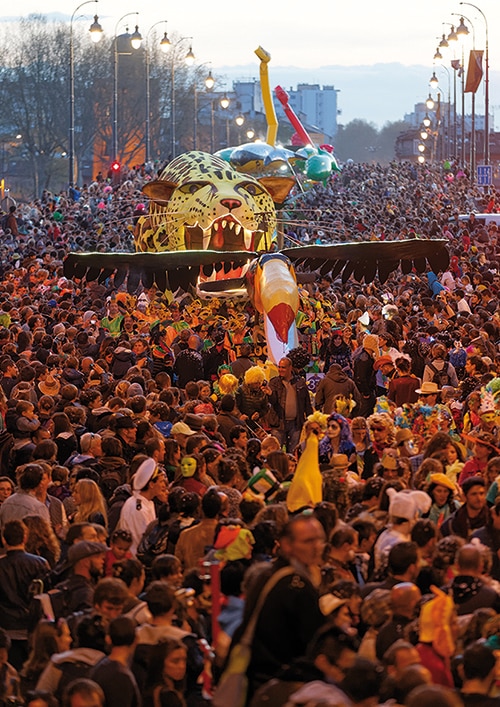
[257,176,295,205]
[142,180,177,204]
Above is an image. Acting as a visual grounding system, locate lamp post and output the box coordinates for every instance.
[455,13,478,177]
[170,38,194,159]
[220,93,230,148]
[235,113,244,144]
[193,66,214,150]
[69,1,102,187]
[461,2,489,164]
[145,22,170,164]
[113,13,142,164]
[430,66,452,159]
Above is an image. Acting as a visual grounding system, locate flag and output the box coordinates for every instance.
[451,59,463,77]
[286,432,322,512]
[465,50,484,93]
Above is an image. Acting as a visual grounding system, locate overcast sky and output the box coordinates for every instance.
[9,0,500,128]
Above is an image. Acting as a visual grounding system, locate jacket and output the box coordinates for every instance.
[268,374,312,429]
[0,549,50,634]
[314,366,361,414]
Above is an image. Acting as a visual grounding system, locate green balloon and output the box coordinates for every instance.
[306,154,332,182]
[53,210,63,222]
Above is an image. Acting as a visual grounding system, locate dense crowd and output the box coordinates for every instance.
[0,160,500,707]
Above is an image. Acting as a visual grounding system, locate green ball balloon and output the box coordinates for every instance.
[306,154,332,182]
[53,210,63,222]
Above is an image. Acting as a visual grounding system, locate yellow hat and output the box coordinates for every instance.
[429,473,455,492]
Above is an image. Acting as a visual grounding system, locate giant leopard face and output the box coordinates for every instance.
[134,151,294,253]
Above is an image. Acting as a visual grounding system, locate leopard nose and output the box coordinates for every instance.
[220,198,241,211]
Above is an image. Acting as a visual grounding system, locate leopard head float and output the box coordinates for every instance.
[134,151,295,253]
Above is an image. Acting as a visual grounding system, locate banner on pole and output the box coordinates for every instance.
[465,50,484,94]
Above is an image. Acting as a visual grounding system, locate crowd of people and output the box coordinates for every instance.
[0,159,500,707]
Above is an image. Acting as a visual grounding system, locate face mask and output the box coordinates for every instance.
[181,457,197,477]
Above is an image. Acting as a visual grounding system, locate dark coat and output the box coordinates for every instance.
[268,374,312,430]
[237,558,324,696]
[0,549,49,633]
[314,365,361,414]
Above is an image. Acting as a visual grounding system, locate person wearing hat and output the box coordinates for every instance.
[414,381,441,405]
[425,474,460,528]
[170,421,196,452]
[118,457,168,554]
[374,354,395,397]
[395,428,419,461]
[374,488,431,571]
[353,334,378,418]
[54,540,108,615]
[37,374,61,398]
[458,430,499,486]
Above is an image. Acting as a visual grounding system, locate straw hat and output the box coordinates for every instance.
[415,381,441,395]
[38,375,61,396]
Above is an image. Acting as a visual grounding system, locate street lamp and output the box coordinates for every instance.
[426,94,435,110]
[113,13,142,163]
[145,21,170,164]
[447,25,458,43]
[461,1,489,164]
[434,47,443,62]
[205,70,214,91]
[423,114,431,128]
[439,33,449,49]
[246,128,255,140]
[170,37,194,158]
[69,0,102,187]
[430,72,439,89]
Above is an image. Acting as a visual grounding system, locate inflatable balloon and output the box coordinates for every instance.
[255,46,278,146]
[306,154,334,183]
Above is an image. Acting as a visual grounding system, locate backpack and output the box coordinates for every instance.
[29,578,72,629]
[99,468,123,502]
[55,660,95,701]
[136,521,170,567]
[427,362,451,388]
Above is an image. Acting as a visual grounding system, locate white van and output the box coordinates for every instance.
[453,213,500,227]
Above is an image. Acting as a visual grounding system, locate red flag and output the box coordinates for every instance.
[465,50,484,93]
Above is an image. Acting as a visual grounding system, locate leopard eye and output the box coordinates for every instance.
[237,181,265,197]
[178,181,209,195]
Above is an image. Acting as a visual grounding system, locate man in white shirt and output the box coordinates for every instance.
[119,458,168,554]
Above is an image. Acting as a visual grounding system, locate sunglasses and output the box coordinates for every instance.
[371,427,386,432]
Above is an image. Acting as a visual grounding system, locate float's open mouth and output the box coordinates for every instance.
[185,215,260,251]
